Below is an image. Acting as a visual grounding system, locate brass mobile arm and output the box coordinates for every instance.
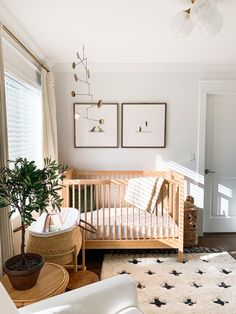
[71,46,104,126]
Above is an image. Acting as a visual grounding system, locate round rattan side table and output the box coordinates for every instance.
[1,262,69,308]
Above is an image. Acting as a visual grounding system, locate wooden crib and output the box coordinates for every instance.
[62,169,184,262]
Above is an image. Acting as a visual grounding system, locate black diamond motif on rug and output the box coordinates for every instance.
[197,269,205,275]
[146,270,155,275]
[218,282,231,289]
[118,270,131,275]
[137,283,146,289]
[193,282,202,288]
[163,283,174,290]
[129,259,141,264]
[156,259,164,263]
[150,298,166,308]
[184,298,196,306]
[221,269,232,275]
[170,270,182,276]
[213,298,229,306]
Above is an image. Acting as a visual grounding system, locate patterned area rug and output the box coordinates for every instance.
[101,252,236,314]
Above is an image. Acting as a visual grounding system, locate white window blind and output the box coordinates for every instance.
[5,72,43,167]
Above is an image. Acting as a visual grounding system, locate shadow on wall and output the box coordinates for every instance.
[155,154,204,208]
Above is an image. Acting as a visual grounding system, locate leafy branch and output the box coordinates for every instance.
[0,158,67,256]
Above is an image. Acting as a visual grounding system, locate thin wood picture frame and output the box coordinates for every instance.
[121,103,167,148]
[74,103,119,148]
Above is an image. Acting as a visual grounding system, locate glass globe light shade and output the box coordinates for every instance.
[172,11,194,36]
[190,0,217,26]
[199,11,223,36]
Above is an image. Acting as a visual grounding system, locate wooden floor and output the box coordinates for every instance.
[79,233,236,278]
[198,233,236,258]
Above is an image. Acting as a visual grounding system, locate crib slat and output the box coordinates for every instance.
[144,212,146,240]
[123,183,127,240]
[85,185,87,220]
[126,200,128,240]
[169,183,174,239]
[165,184,169,240]
[150,209,153,240]
[79,185,81,213]
[114,184,117,240]
[96,185,99,240]
[103,184,105,240]
[161,188,164,239]
[132,205,134,240]
[90,184,93,228]
[66,184,69,207]
[119,184,122,240]
[108,184,111,241]
[72,184,75,208]
[156,204,158,239]
[173,184,176,238]
[138,209,141,240]
[176,186,180,232]
[85,185,87,240]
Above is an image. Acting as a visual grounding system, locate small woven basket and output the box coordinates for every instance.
[26,226,82,265]
[184,202,198,247]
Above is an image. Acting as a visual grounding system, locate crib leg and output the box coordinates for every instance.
[74,245,77,273]
[82,228,86,271]
[178,249,184,263]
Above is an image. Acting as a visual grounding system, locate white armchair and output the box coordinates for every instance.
[1,275,143,314]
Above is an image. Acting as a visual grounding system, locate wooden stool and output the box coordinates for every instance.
[67,271,99,290]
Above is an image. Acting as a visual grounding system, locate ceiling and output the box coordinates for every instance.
[1,0,236,64]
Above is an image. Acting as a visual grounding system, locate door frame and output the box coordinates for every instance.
[197,80,236,232]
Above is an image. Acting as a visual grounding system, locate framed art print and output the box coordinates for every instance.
[74,103,118,148]
[121,103,167,148]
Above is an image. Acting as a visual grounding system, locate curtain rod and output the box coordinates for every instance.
[3,24,50,73]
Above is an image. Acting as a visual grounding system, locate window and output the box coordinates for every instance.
[5,72,42,167]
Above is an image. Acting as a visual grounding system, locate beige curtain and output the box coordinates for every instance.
[42,68,58,162]
[0,22,14,277]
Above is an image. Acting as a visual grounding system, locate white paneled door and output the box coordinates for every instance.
[204,94,236,232]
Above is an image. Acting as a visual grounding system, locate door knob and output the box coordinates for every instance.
[205,169,215,174]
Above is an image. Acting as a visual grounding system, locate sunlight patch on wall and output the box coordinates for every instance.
[217,197,229,217]
[218,184,232,198]
[155,154,204,208]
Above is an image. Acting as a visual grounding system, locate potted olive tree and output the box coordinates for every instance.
[0,157,67,290]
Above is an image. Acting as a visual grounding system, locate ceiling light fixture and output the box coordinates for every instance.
[71,46,104,125]
[172,0,223,36]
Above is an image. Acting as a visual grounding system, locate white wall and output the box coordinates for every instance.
[55,69,198,169]
[55,65,236,169]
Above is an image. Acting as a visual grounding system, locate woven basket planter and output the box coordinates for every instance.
[184,202,198,248]
[26,226,82,265]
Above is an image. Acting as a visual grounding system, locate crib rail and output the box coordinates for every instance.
[62,170,184,261]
